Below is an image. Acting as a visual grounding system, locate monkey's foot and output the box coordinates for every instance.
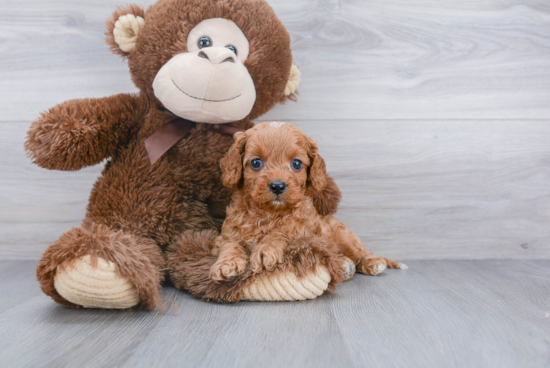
[241,266,331,302]
[54,255,140,309]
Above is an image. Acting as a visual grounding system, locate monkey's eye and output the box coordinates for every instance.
[250,158,263,170]
[198,36,212,48]
[292,159,303,171]
[225,45,237,55]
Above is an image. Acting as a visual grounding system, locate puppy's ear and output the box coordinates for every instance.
[312,175,342,216]
[306,137,328,194]
[221,132,248,189]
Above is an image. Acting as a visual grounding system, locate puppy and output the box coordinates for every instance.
[210,122,406,281]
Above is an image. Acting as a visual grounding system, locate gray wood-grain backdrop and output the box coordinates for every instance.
[1,0,549,260]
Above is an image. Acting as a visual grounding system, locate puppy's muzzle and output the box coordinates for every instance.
[269,181,286,195]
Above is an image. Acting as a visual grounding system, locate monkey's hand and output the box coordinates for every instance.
[25,93,147,171]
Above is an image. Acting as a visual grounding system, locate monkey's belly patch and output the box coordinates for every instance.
[241,266,331,302]
[54,255,140,309]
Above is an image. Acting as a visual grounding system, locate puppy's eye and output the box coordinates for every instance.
[292,159,303,171]
[250,158,263,170]
[225,45,237,55]
[198,36,212,48]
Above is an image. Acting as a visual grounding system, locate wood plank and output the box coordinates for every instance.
[2,120,549,260]
[0,0,549,121]
[0,260,549,367]
[331,260,550,368]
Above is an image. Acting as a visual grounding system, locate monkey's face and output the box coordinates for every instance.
[152,19,256,124]
[106,0,301,124]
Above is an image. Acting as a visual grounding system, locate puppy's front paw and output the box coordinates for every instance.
[250,245,285,272]
[357,257,387,276]
[210,257,248,281]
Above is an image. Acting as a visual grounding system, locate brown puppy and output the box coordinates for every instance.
[210,122,406,281]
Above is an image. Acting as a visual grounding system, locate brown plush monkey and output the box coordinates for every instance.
[25,0,344,309]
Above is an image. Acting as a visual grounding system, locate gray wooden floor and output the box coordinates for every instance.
[1,260,549,368]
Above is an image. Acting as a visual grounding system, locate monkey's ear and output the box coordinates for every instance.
[105,5,146,57]
[221,132,248,189]
[284,64,301,98]
[306,137,328,194]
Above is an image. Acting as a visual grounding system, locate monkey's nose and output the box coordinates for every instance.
[198,51,209,60]
[269,181,286,195]
[197,48,236,64]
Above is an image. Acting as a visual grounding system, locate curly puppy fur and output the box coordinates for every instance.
[210,122,403,283]
[26,0,341,309]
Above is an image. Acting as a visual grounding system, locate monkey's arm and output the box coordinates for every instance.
[25,93,148,171]
[313,175,342,216]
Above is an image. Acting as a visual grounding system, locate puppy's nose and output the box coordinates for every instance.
[269,181,286,195]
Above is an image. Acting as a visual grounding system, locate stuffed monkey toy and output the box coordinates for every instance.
[26,0,348,309]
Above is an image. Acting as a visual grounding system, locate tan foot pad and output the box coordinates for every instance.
[54,255,140,309]
[241,267,331,302]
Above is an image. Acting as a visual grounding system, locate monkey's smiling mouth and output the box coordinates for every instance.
[172,79,241,102]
